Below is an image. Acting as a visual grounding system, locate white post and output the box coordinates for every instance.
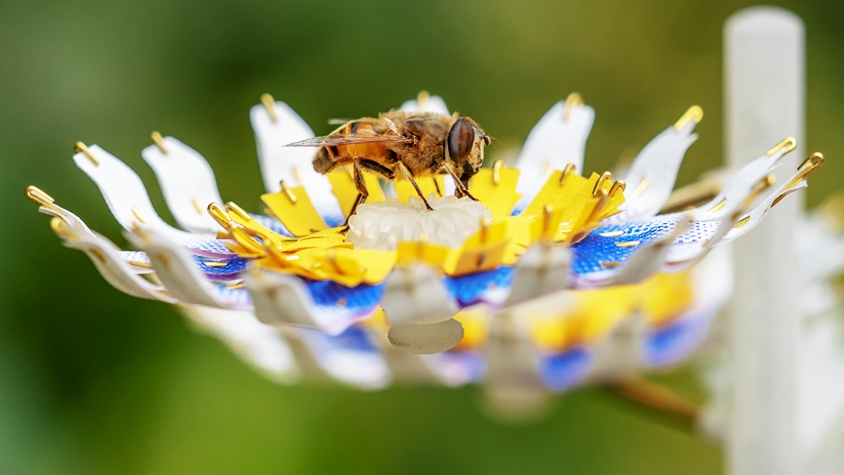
[724,7,805,475]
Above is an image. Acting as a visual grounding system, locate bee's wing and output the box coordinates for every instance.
[284,134,413,147]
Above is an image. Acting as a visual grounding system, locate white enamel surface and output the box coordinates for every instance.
[250,100,344,223]
[74,145,185,240]
[612,121,698,221]
[71,233,175,303]
[605,223,687,286]
[125,227,240,309]
[514,99,595,211]
[45,211,174,302]
[723,185,806,245]
[689,147,791,222]
[503,244,570,307]
[375,335,445,383]
[37,202,173,301]
[583,313,647,383]
[663,216,734,273]
[141,137,223,234]
[245,270,367,335]
[381,265,457,325]
[297,329,391,390]
[483,307,549,417]
[180,305,300,384]
[73,145,234,257]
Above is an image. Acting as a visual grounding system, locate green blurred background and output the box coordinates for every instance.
[1,0,843,473]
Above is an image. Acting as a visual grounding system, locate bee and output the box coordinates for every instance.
[286,110,491,217]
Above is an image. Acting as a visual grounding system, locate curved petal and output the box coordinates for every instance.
[180,305,301,384]
[73,144,235,257]
[610,114,699,221]
[380,265,457,325]
[32,197,174,301]
[141,137,224,234]
[399,94,450,115]
[514,98,595,213]
[294,326,392,390]
[246,269,383,335]
[250,100,345,226]
[53,218,175,302]
[125,226,252,309]
[503,244,570,307]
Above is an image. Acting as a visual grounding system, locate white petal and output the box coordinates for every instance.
[125,226,249,309]
[46,210,175,302]
[245,269,375,335]
[74,144,234,257]
[503,244,571,307]
[295,328,392,390]
[399,94,450,115]
[181,305,300,384]
[611,120,698,221]
[381,265,457,325]
[141,137,223,234]
[514,98,595,212]
[250,100,344,225]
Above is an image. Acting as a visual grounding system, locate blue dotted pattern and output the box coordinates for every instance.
[444,267,514,307]
[571,217,676,275]
[193,255,248,278]
[304,279,385,314]
[538,346,592,392]
[571,215,722,277]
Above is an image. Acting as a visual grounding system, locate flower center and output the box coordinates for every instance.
[346,195,492,250]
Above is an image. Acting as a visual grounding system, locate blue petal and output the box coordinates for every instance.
[539,346,592,392]
[444,267,515,307]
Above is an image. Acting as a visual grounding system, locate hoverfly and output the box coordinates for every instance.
[286,110,491,217]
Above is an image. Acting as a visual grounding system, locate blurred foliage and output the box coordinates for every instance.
[1,0,843,473]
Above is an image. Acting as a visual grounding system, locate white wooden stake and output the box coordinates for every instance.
[724,7,805,475]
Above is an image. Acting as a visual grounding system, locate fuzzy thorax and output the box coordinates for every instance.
[346,195,492,251]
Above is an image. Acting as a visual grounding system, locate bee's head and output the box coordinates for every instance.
[446,117,490,183]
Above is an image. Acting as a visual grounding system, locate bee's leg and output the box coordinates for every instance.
[397,161,434,211]
[453,184,466,199]
[343,160,370,227]
[432,177,444,197]
[445,166,479,201]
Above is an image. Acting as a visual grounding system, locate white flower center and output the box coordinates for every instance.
[347,195,492,251]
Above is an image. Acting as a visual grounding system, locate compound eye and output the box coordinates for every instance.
[447,119,475,162]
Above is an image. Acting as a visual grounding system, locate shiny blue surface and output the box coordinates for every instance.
[444,267,515,306]
[644,310,714,368]
[539,346,592,392]
[304,279,385,313]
